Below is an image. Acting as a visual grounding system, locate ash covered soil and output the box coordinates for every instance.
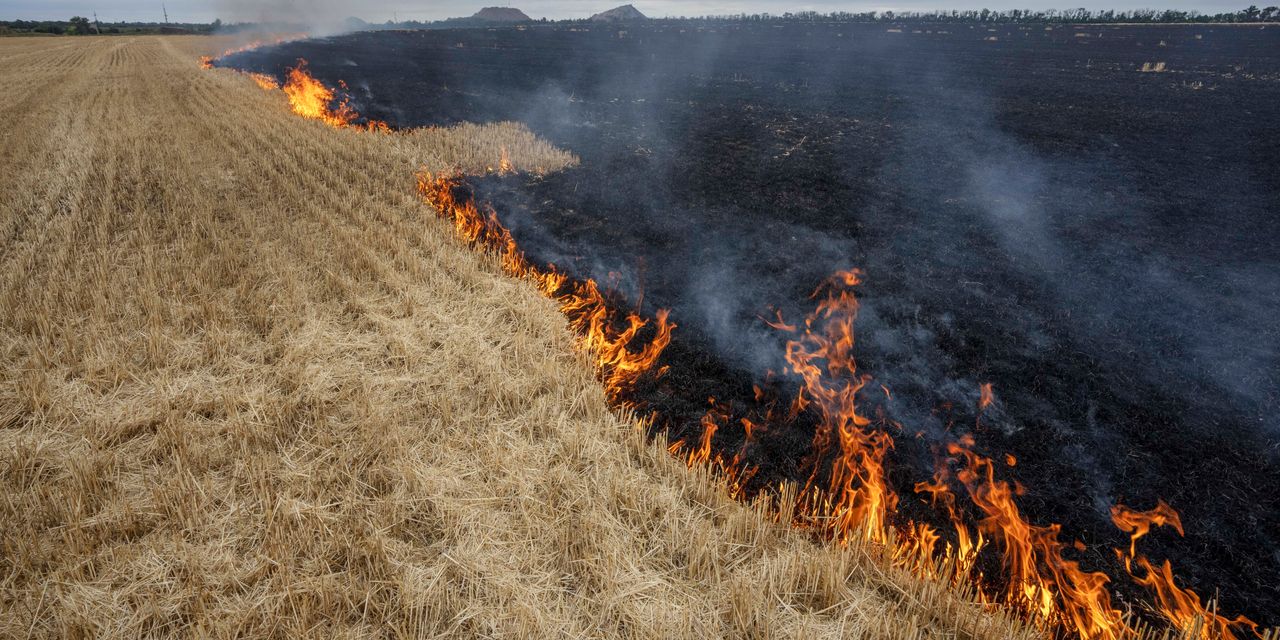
[226,22,1280,622]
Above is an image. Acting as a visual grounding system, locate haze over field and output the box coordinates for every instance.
[0,0,1265,23]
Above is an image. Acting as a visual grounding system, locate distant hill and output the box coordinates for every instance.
[590,4,647,21]
[340,16,371,32]
[471,7,533,22]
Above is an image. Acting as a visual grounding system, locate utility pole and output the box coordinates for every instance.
[93,11,101,34]
[162,3,169,24]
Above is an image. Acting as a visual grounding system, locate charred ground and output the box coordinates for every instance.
[225,22,1280,623]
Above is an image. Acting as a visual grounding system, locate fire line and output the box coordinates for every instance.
[200,45,1271,640]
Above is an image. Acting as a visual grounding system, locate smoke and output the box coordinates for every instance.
[213,0,371,35]
[898,72,1280,436]
[457,25,1280,447]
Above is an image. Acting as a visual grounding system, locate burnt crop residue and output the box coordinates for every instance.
[225,22,1280,630]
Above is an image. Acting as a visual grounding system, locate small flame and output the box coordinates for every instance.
[979,382,995,411]
[499,146,514,174]
[416,171,672,404]
[247,72,279,91]
[1111,500,1183,560]
[208,33,307,63]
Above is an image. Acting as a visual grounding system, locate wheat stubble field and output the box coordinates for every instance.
[0,36,1031,639]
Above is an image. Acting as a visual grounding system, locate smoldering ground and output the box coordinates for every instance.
[225,22,1280,620]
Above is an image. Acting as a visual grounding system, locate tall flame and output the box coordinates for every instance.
[765,276,1124,638]
[946,435,1125,636]
[677,272,1266,639]
[783,269,898,544]
[201,40,388,133]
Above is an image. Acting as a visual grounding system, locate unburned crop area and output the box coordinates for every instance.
[0,36,1037,639]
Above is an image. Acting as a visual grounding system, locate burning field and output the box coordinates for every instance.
[2,20,1277,640]
[211,21,1280,639]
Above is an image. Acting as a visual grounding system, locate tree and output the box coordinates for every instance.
[68,16,92,35]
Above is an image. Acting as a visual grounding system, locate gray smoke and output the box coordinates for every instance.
[213,0,372,36]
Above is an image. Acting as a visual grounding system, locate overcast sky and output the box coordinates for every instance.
[0,0,1256,23]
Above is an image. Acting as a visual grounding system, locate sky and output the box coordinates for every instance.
[0,0,1257,23]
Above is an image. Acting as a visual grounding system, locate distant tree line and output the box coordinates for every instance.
[678,6,1278,24]
[353,5,1278,30]
[0,18,221,36]
[352,6,1279,31]
[366,5,1280,26]
[2,6,1275,37]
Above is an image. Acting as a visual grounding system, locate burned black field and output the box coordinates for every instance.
[226,22,1280,625]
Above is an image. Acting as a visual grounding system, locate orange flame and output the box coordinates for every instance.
[247,72,279,91]
[914,470,988,585]
[774,269,898,544]
[728,274,1265,639]
[672,398,725,466]
[283,59,356,126]
[1111,502,1259,638]
[1111,500,1183,559]
[416,171,672,403]
[209,33,308,62]
[411,169,1270,638]
[946,436,1126,636]
[199,42,389,133]
[979,382,995,411]
[281,59,389,132]
[499,147,514,174]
